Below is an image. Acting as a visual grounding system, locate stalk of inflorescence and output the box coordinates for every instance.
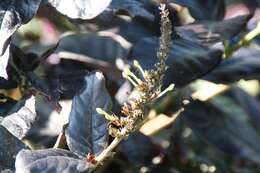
[94,3,173,165]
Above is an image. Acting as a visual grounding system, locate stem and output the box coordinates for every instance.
[225,21,260,58]
[95,136,122,164]
[95,127,131,164]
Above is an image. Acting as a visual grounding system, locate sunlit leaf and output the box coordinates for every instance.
[15,148,92,173]
[0,0,41,78]
[0,44,10,79]
[47,0,111,19]
[1,96,36,140]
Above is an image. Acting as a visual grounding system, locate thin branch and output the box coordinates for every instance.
[95,129,127,163]
[225,21,260,58]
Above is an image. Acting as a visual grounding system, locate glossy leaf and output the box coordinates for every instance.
[0,125,26,170]
[1,96,36,140]
[47,0,111,19]
[0,0,41,78]
[176,15,251,45]
[182,99,260,163]
[170,0,225,20]
[205,47,260,83]
[65,72,112,158]
[129,37,222,87]
[57,33,127,64]
[15,148,92,173]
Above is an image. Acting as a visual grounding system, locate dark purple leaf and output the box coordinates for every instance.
[65,72,112,158]
[121,132,158,169]
[55,33,127,83]
[25,95,65,147]
[1,96,36,140]
[25,72,62,105]
[176,15,251,45]
[12,43,58,72]
[26,72,51,95]
[117,19,157,43]
[228,88,260,128]
[15,148,92,173]
[0,94,17,116]
[10,45,61,102]
[0,0,41,78]
[182,100,260,163]
[129,37,222,87]
[46,0,111,19]
[54,71,88,99]
[88,16,158,44]
[57,33,127,64]
[11,45,35,72]
[0,77,18,89]
[205,47,260,83]
[100,0,154,21]
[0,125,26,170]
[13,43,60,71]
[170,0,225,20]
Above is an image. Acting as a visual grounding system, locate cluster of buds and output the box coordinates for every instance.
[96,3,173,138]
